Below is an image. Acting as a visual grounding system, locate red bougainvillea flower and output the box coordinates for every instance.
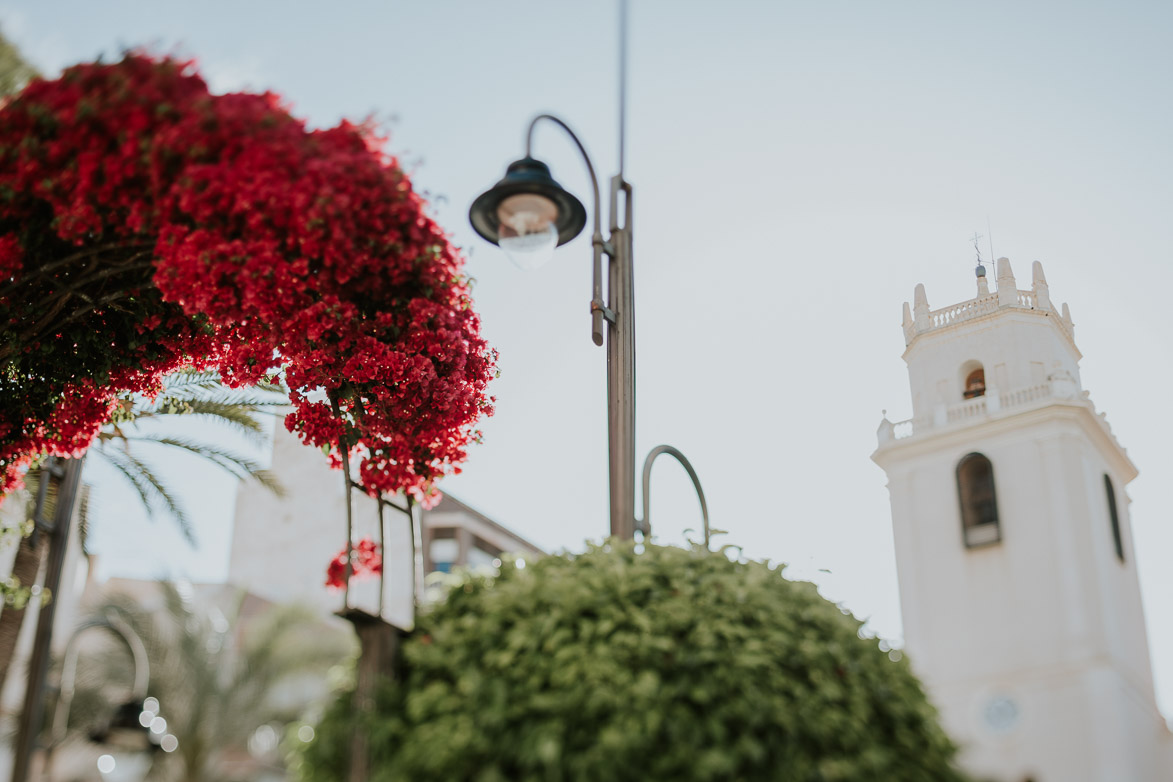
[0,54,495,506]
[325,537,383,590]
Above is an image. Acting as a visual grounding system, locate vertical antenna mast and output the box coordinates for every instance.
[618,0,628,178]
[986,215,995,267]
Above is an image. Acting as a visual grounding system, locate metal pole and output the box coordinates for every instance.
[524,115,637,539]
[477,4,708,545]
[607,0,636,540]
[11,456,84,782]
[606,176,637,541]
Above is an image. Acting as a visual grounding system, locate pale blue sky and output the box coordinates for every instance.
[4,0,1172,718]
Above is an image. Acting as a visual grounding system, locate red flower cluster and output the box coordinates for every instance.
[0,55,495,506]
[325,537,383,590]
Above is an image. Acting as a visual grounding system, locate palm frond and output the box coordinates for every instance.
[119,371,290,449]
[157,369,287,404]
[156,369,224,394]
[119,435,284,497]
[0,32,39,98]
[129,400,272,445]
[77,483,92,556]
[96,443,195,543]
[143,389,290,410]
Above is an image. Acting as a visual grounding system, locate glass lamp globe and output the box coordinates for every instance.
[496,193,560,270]
[469,156,587,267]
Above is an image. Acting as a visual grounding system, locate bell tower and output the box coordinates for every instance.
[873,258,1171,781]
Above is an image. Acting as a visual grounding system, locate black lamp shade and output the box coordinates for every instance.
[469,157,587,247]
[89,699,153,751]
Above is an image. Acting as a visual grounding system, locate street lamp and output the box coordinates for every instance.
[469,155,586,271]
[469,6,709,543]
[42,611,176,782]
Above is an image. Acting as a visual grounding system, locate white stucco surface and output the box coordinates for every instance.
[874,260,1173,781]
[229,422,542,630]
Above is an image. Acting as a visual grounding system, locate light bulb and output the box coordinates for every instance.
[496,193,559,270]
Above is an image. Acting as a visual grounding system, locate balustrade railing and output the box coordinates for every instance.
[887,381,1055,442]
[947,395,987,423]
[929,294,999,329]
[1001,382,1052,408]
[920,288,1069,336]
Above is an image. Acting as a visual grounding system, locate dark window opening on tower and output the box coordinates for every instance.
[1104,474,1124,562]
[963,368,986,399]
[957,452,1001,547]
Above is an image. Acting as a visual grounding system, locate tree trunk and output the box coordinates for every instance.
[346,614,403,782]
[11,457,82,782]
[0,529,47,696]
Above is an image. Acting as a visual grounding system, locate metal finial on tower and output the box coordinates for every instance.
[971,232,987,277]
[971,232,991,296]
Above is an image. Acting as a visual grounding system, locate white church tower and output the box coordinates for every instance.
[873,258,1172,781]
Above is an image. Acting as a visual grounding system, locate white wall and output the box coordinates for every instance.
[228,424,415,629]
[876,269,1171,781]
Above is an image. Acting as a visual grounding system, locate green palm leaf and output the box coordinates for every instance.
[85,369,288,541]
[96,442,194,543]
[117,435,284,497]
[127,400,272,445]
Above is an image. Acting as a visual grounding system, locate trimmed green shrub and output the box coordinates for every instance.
[299,542,969,782]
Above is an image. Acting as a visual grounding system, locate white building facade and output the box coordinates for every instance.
[230,423,542,628]
[873,258,1172,781]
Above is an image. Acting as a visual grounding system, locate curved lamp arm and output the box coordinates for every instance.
[50,610,150,748]
[525,114,610,346]
[637,445,710,547]
[525,114,601,239]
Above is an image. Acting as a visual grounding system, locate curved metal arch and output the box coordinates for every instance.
[637,445,710,547]
[525,114,602,240]
[50,610,150,747]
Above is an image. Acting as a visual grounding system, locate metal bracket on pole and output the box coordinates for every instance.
[591,300,617,325]
[637,445,711,548]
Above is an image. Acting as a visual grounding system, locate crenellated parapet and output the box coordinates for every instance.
[902,258,1075,347]
[877,256,1135,467]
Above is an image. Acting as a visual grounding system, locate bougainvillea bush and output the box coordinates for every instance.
[298,542,971,782]
[0,54,494,506]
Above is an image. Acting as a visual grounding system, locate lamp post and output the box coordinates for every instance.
[468,2,708,544]
[41,610,174,782]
